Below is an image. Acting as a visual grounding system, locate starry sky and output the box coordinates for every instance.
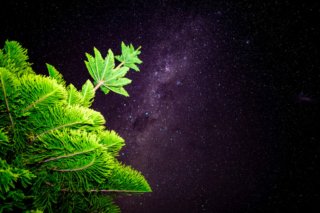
[1,1,320,212]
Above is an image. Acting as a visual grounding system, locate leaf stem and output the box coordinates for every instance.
[88,189,151,193]
[93,80,105,91]
[93,61,125,91]
[0,74,14,128]
[40,148,96,163]
[51,156,95,172]
[114,61,124,71]
[45,182,150,194]
[21,89,58,112]
[61,188,150,193]
[33,121,82,140]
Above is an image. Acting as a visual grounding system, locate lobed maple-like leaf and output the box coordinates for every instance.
[84,42,142,97]
[115,42,142,71]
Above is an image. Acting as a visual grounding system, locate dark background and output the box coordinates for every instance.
[1,1,320,212]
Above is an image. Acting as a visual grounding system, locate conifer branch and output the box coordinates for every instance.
[46,182,150,194]
[41,148,96,163]
[51,157,95,172]
[22,89,58,112]
[33,121,83,140]
[63,189,150,193]
[88,189,151,193]
[0,73,14,128]
[0,41,150,212]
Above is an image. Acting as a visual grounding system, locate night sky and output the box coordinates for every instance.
[1,1,320,212]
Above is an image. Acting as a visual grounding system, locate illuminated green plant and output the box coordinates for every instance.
[0,40,151,213]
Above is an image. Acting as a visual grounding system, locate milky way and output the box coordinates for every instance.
[119,16,212,162]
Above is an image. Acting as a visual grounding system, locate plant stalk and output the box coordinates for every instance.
[93,61,125,91]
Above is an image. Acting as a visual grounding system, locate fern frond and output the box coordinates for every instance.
[27,130,116,212]
[18,74,67,113]
[0,40,34,76]
[23,129,102,164]
[46,63,66,86]
[81,80,95,107]
[0,158,35,197]
[0,67,19,129]
[27,130,114,191]
[67,84,83,106]
[46,151,113,186]
[8,74,68,151]
[0,128,10,157]
[100,130,125,156]
[0,128,8,142]
[101,162,152,193]
[27,105,105,140]
[32,176,60,213]
[57,193,120,213]
[36,153,114,192]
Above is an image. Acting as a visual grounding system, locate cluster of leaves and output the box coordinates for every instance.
[0,157,35,212]
[85,42,142,97]
[0,40,151,212]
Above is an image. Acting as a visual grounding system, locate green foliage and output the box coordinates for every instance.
[0,129,10,157]
[102,163,152,193]
[0,129,8,143]
[100,130,125,156]
[46,63,66,86]
[0,67,19,129]
[0,40,34,77]
[0,41,151,212]
[67,84,83,106]
[85,42,142,97]
[0,158,36,212]
[115,42,142,72]
[19,74,68,112]
[57,193,120,213]
[81,80,95,107]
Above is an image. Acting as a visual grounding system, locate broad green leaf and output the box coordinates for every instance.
[125,63,140,71]
[102,85,129,97]
[107,78,131,87]
[115,42,142,72]
[100,49,114,80]
[110,66,129,80]
[100,86,110,95]
[84,53,98,83]
[100,66,130,96]
[85,47,134,97]
[85,48,114,83]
